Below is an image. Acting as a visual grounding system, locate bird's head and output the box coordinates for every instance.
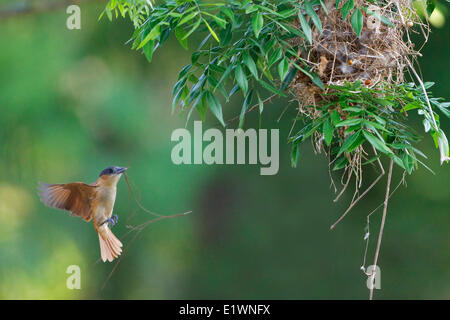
[98,166,127,186]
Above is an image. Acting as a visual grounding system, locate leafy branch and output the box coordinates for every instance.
[101,0,449,172]
[290,81,449,175]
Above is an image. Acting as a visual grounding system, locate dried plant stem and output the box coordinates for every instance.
[330,148,385,230]
[362,171,406,270]
[369,158,394,300]
[406,59,439,133]
[333,166,353,202]
[100,211,191,290]
[98,173,192,290]
[124,172,164,217]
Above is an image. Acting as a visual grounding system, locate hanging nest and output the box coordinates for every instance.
[285,0,439,216]
[289,0,429,115]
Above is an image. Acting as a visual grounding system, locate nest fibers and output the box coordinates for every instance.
[290,0,429,108]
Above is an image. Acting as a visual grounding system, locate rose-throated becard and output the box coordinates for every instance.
[38,166,127,262]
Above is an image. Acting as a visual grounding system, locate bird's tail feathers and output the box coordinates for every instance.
[98,227,123,262]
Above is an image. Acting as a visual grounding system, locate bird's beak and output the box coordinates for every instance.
[116,167,127,174]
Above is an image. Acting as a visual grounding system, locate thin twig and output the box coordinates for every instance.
[405,59,438,132]
[277,103,291,122]
[333,166,353,202]
[100,211,191,290]
[227,94,277,125]
[124,173,164,218]
[361,171,406,270]
[330,148,385,230]
[369,158,393,300]
[98,173,192,289]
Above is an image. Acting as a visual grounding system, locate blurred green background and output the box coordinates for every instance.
[0,0,448,299]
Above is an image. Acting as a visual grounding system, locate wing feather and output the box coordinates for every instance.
[38,182,97,221]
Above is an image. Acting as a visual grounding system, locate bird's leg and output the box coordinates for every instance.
[100,214,119,228]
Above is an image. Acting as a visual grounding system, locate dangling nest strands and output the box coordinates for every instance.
[285,0,434,230]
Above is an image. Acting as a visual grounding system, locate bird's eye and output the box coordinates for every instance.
[107,168,113,174]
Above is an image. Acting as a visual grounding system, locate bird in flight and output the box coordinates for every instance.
[38,166,127,262]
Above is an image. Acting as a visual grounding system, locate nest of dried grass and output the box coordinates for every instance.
[285,1,437,237]
[285,4,435,290]
[290,0,429,112]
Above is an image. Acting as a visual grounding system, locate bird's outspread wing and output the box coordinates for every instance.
[38,182,97,221]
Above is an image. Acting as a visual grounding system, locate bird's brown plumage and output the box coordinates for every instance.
[38,167,126,262]
[38,182,97,221]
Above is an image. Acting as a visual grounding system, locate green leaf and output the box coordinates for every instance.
[347,132,365,152]
[363,120,392,133]
[310,72,325,90]
[331,110,341,125]
[221,7,235,23]
[219,24,232,46]
[268,47,283,67]
[205,91,225,127]
[257,56,274,81]
[208,13,227,29]
[342,107,363,113]
[335,118,362,127]
[291,141,301,168]
[252,11,264,38]
[246,4,258,14]
[438,129,449,159]
[173,78,187,97]
[138,24,161,49]
[174,27,188,50]
[280,67,297,91]
[393,155,407,171]
[298,12,312,45]
[202,18,220,42]
[323,120,334,146]
[172,86,184,114]
[105,9,112,21]
[178,12,199,26]
[402,152,414,174]
[337,131,362,157]
[341,0,354,20]
[432,101,450,118]
[305,1,322,33]
[235,65,248,95]
[243,52,258,79]
[279,8,298,18]
[320,0,329,14]
[278,58,290,82]
[143,40,155,63]
[258,79,285,96]
[333,157,348,171]
[257,92,264,114]
[363,131,393,155]
[194,91,207,121]
[183,19,202,40]
[350,9,363,37]
[239,89,254,128]
[423,81,435,89]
